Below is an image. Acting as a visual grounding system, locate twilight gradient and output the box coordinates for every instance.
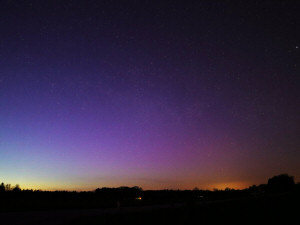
[0,1,299,190]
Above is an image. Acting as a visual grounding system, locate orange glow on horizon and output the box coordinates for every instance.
[208,181,251,190]
[17,180,252,192]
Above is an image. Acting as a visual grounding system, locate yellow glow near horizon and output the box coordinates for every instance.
[15,181,252,192]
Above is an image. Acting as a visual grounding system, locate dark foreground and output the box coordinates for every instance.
[1,193,299,225]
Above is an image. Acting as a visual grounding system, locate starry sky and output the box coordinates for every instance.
[0,0,299,191]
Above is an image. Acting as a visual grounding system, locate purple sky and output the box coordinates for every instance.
[0,1,299,190]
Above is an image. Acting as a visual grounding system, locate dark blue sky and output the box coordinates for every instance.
[0,0,299,190]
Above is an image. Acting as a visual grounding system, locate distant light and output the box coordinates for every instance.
[296,46,299,49]
[136,197,142,200]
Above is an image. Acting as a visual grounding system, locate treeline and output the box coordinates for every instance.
[0,174,299,212]
[0,182,21,192]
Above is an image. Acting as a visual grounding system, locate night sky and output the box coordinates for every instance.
[0,1,299,191]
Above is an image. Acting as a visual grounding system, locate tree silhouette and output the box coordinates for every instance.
[12,184,21,192]
[0,183,5,192]
[5,184,11,191]
[267,174,295,192]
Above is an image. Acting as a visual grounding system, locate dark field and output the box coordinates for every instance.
[1,192,299,225]
[63,193,300,225]
[1,176,299,225]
